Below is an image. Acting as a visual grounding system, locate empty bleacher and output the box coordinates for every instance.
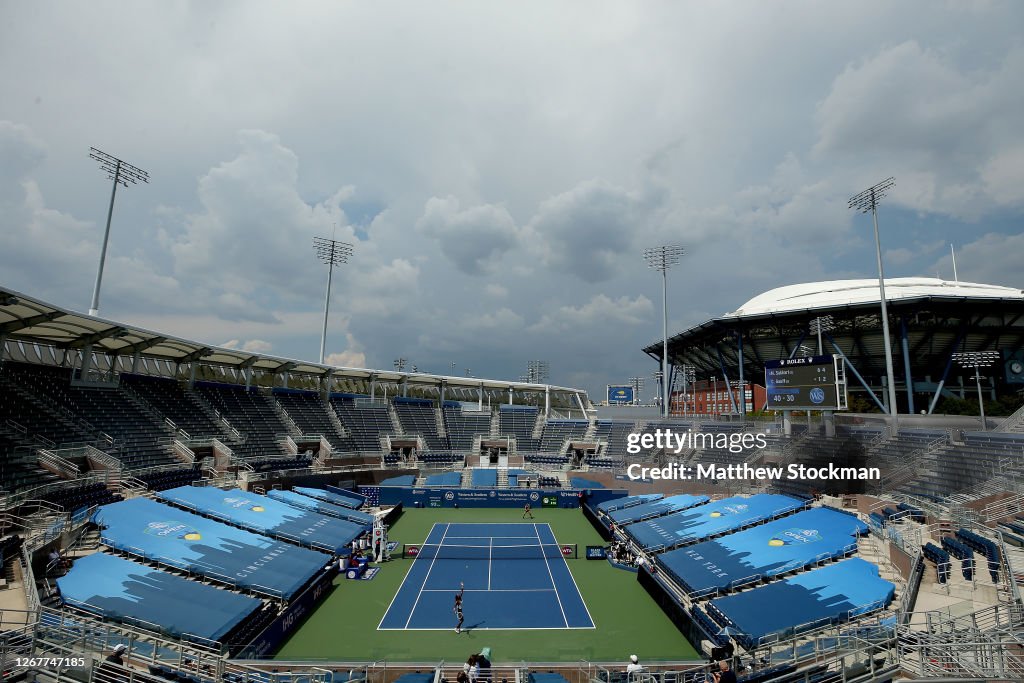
[195,382,290,459]
[593,420,635,459]
[393,398,447,450]
[331,396,394,453]
[274,389,352,450]
[539,420,589,453]
[122,374,223,439]
[442,403,491,451]
[498,405,540,451]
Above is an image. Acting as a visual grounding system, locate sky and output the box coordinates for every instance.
[1,1,1022,400]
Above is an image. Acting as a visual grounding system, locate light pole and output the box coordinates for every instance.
[653,370,664,410]
[527,360,550,384]
[644,245,685,417]
[628,376,645,406]
[682,365,696,416]
[394,358,407,372]
[810,315,834,355]
[952,351,999,431]
[88,148,149,317]
[313,236,353,364]
[850,178,899,434]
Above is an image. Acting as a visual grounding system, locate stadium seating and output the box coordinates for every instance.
[272,388,352,450]
[266,489,374,525]
[331,396,395,452]
[195,383,290,460]
[132,465,202,492]
[442,403,491,451]
[607,494,710,526]
[393,397,447,450]
[539,420,588,453]
[498,405,540,451]
[121,374,223,439]
[592,420,635,459]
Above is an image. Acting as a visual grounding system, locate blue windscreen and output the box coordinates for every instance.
[657,507,867,596]
[595,494,663,514]
[624,494,805,550]
[471,469,498,487]
[156,486,364,554]
[424,472,463,487]
[707,557,895,645]
[92,497,329,599]
[57,553,261,641]
[265,489,374,525]
[608,494,709,525]
[293,486,363,509]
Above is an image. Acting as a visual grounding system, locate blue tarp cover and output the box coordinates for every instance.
[657,507,868,595]
[92,497,329,599]
[595,493,663,514]
[624,494,805,550]
[708,558,895,644]
[265,489,374,525]
[608,493,710,525]
[57,553,261,641]
[156,486,364,554]
[293,486,364,509]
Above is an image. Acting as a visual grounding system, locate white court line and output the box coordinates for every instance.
[488,535,492,590]
[420,588,555,593]
[534,523,568,628]
[403,523,449,629]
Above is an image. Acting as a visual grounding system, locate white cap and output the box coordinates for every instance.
[113,644,128,653]
[630,655,638,663]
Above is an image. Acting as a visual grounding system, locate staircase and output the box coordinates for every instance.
[119,383,178,440]
[532,410,546,439]
[185,387,241,442]
[271,397,304,438]
[434,407,447,441]
[489,409,500,436]
[386,402,403,435]
[497,469,509,488]
[995,402,1024,433]
[583,420,597,440]
[325,401,352,442]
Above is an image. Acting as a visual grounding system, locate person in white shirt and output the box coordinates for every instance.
[627,655,643,675]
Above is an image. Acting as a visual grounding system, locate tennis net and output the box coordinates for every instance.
[402,542,578,560]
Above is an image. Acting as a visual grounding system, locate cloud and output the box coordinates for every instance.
[415,196,519,275]
[929,232,1024,288]
[326,333,367,368]
[531,294,654,333]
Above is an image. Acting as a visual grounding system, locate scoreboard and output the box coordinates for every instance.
[764,354,847,410]
[607,385,634,404]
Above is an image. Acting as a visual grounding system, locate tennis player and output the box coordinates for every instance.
[523,503,534,519]
[455,604,465,634]
[454,582,464,610]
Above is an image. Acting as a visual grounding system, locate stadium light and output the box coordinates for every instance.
[644,245,685,417]
[682,365,696,416]
[393,357,407,372]
[628,376,645,406]
[809,315,834,355]
[88,148,149,317]
[313,236,353,364]
[653,370,663,408]
[526,360,550,384]
[952,351,999,431]
[849,177,899,433]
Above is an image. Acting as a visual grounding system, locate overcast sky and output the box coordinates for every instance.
[2,1,1022,399]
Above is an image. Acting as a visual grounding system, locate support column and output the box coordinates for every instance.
[131,350,141,375]
[189,361,197,389]
[823,411,835,437]
[900,317,915,414]
[783,410,792,436]
[79,343,94,381]
[478,384,483,411]
[0,333,6,363]
[737,332,746,418]
[439,381,446,406]
[827,336,887,413]
[401,376,408,398]
[508,386,513,406]
[244,366,252,390]
[544,386,551,418]
[282,372,290,389]
[369,374,377,401]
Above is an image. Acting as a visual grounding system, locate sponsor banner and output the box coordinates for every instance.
[377,487,583,509]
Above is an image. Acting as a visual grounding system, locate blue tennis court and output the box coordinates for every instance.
[379,523,593,630]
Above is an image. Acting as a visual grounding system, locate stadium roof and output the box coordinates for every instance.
[644,277,1024,411]
[0,285,587,402]
[728,278,1024,317]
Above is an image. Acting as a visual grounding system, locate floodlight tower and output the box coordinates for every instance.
[313,236,353,364]
[653,370,664,410]
[88,148,149,317]
[527,360,550,384]
[628,376,645,406]
[849,178,899,434]
[393,358,407,372]
[952,351,999,431]
[644,245,685,417]
[681,365,696,416]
